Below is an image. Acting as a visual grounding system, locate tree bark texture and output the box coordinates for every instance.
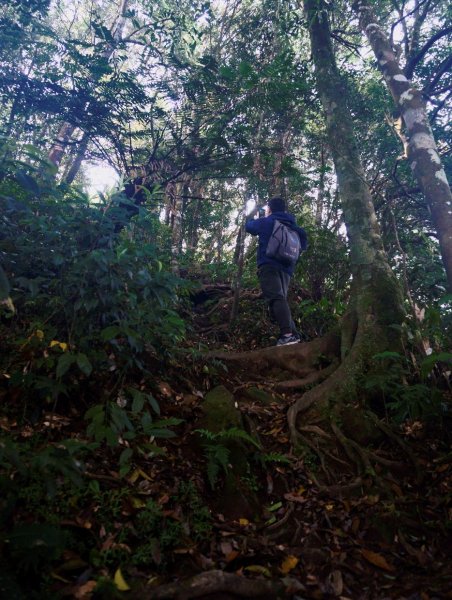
[353,0,452,291]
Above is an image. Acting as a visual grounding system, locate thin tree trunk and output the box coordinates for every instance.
[64,133,90,184]
[230,205,247,325]
[170,182,184,275]
[271,122,293,198]
[48,122,76,167]
[353,0,452,291]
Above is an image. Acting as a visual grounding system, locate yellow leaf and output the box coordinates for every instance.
[128,469,141,484]
[361,549,395,572]
[244,565,271,577]
[114,568,130,591]
[280,555,299,574]
[35,329,44,340]
[238,518,249,526]
[50,340,68,351]
[131,496,146,509]
[137,468,152,481]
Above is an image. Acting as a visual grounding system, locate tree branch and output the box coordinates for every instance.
[404,27,452,79]
[423,54,452,95]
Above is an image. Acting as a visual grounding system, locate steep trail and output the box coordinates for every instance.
[141,286,451,600]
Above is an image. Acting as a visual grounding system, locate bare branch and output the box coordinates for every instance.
[404,27,452,78]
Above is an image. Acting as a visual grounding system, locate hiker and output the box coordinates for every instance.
[246,196,308,346]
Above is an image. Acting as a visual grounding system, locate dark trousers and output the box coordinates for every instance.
[258,264,298,336]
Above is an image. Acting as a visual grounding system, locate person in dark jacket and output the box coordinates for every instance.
[246,196,308,346]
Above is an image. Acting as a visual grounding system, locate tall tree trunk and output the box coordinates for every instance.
[230,204,247,325]
[315,143,326,226]
[64,133,90,184]
[270,122,293,198]
[352,0,452,291]
[169,181,184,275]
[48,122,76,168]
[288,0,405,422]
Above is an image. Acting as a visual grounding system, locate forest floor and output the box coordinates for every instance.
[1,286,451,600]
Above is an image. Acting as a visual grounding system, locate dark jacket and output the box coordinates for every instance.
[245,211,308,275]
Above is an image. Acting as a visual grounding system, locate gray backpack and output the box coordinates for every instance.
[265,220,301,265]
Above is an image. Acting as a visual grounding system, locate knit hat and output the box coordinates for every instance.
[268,197,286,212]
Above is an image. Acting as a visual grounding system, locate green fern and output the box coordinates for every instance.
[195,427,261,489]
[259,452,291,465]
[195,427,261,449]
[205,445,230,489]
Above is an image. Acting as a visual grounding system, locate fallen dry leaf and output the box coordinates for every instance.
[280,555,299,574]
[361,548,395,572]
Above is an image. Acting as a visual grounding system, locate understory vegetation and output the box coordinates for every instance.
[1,0,452,598]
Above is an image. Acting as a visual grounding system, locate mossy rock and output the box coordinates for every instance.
[200,385,243,433]
[197,386,261,518]
[198,385,248,476]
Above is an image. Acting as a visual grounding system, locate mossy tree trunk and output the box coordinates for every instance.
[287,0,406,431]
[352,0,452,291]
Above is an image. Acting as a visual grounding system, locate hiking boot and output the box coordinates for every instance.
[276,334,300,346]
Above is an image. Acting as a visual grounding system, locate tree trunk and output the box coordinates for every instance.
[270,122,293,198]
[290,0,405,418]
[230,205,247,325]
[170,182,184,275]
[64,133,90,184]
[352,0,452,291]
[315,143,326,226]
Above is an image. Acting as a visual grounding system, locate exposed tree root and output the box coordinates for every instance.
[140,570,287,599]
[309,474,364,498]
[209,332,341,381]
[274,362,338,391]
[367,411,419,472]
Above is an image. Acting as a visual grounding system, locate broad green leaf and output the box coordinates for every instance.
[56,353,76,378]
[148,394,160,415]
[76,353,92,376]
[420,352,452,378]
[130,388,146,413]
[119,447,133,466]
[101,325,122,341]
